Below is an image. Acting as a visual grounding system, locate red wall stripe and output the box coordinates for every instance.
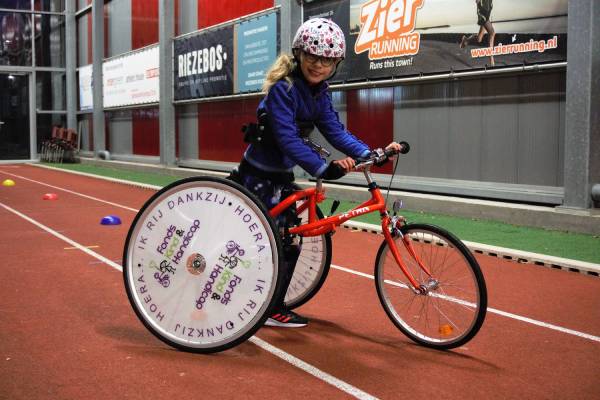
[346,88,395,173]
[131,0,160,156]
[87,11,92,63]
[198,98,260,162]
[131,0,159,50]
[132,108,160,156]
[195,0,272,162]
[174,0,179,36]
[197,0,273,29]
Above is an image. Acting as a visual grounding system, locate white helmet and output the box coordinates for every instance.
[292,18,346,59]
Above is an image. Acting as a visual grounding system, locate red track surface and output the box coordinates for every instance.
[1,164,599,399]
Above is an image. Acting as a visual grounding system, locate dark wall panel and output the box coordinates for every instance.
[198,98,260,162]
[516,73,565,186]
[448,80,482,181]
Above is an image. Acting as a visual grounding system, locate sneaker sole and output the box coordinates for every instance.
[264,319,307,328]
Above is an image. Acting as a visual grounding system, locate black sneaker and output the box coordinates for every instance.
[264,309,308,328]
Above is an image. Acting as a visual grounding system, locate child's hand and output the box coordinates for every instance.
[385,142,403,153]
[332,157,356,173]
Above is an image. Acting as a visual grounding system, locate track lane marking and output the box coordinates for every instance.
[0,170,139,212]
[65,245,100,250]
[3,170,600,344]
[0,200,379,400]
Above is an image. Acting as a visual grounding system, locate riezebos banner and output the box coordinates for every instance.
[174,26,234,100]
[304,0,568,83]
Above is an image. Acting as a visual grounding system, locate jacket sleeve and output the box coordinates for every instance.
[315,92,370,159]
[265,82,328,177]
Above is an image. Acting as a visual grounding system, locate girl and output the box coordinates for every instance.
[233,18,402,328]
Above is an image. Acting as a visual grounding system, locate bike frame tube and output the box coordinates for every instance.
[267,171,426,290]
[270,186,387,237]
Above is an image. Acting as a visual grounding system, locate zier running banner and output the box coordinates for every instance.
[174,11,279,100]
[304,0,568,83]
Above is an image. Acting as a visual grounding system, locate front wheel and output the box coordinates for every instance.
[374,223,487,350]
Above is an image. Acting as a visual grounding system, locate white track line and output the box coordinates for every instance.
[0,200,378,400]
[331,264,600,343]
[249,337,378,400]
[3,169,600,345]
[0,170,139,212]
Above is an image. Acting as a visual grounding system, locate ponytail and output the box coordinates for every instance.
[262,53,296,94]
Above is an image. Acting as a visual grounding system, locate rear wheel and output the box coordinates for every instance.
[374,224,487,349]
[285,206,332,309]
[123,176,283,353]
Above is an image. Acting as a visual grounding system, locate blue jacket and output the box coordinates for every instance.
[243,69,370,178]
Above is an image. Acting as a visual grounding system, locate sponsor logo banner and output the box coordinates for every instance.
[174,26,234,100]
[304,0,567,83]
[78,64,93,111]
[235,12,279,93]
[103,46,160,108]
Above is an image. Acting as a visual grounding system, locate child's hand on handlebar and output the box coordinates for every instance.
[333,157,356,172]
[385,142,404,155]
[320,157,357,180]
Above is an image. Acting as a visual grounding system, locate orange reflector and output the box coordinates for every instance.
[439,324,453,336]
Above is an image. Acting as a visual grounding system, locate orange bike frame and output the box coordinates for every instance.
[268,184,431,290]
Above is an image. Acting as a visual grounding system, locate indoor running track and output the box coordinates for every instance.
[1,164,599,400]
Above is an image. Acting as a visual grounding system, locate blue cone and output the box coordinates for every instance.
[100,215,122,225]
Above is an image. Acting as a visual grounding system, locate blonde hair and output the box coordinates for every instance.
[262,53,296,94]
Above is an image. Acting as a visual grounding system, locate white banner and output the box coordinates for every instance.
[103,46,160,108]
[78,64,93,111]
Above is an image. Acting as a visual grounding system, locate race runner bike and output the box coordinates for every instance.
[122,141,487,353]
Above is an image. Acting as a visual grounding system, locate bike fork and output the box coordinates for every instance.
[382,217,433,294]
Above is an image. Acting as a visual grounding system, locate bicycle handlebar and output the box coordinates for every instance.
[353,141,410,170]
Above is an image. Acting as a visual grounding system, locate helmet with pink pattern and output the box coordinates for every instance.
[292,18,346,59]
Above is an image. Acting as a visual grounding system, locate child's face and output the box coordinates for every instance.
[299,52,339,86]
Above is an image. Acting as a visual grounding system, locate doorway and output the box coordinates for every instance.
[0,73,30,160]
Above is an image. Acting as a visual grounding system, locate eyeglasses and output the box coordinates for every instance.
[302,51,338,67]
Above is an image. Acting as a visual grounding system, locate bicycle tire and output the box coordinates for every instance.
[374,223,487,350]
[122,176,284,353]
[285,206,332,309]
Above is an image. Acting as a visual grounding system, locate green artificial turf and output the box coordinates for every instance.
[42,162,600,264]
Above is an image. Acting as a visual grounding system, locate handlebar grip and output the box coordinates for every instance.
[384,141,410,157]
[399,141,410,154]
[353,141,411,168]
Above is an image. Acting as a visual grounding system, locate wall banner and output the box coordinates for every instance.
[174,11,279,101]
[78,64,93,111]
[235,12,279,93]
[103,46,160,108]
[174,26,234,100]
[304,0,568,83]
